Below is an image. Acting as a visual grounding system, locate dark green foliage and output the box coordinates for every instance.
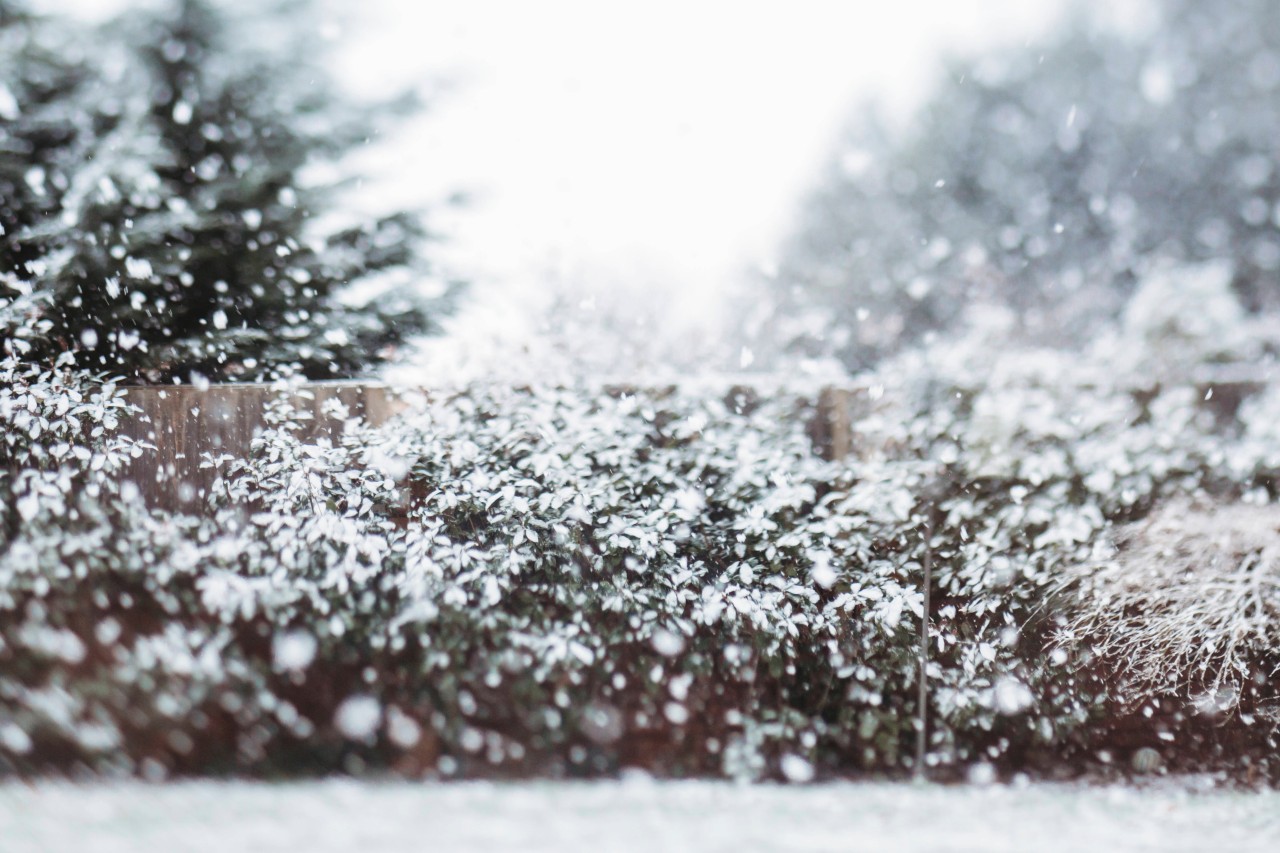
[5,339,1280,781]
[0,0,450,383]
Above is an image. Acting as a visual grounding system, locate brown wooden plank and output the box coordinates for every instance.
[118,383,407,513]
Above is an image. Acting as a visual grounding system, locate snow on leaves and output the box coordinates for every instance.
[1,305,1278,780]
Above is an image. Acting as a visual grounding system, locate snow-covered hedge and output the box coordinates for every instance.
[863,323,1280,776]
[2,296,1279,781]
[4,380,915,778]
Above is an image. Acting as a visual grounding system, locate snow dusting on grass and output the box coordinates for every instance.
[1,779,1277,852]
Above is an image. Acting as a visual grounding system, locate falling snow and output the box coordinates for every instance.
[4,6,1280,848]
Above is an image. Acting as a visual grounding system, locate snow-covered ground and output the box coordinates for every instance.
[1,780,1277,852]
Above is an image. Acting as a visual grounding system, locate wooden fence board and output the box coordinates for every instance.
[119,383,406,512]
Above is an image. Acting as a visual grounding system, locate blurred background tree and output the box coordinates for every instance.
[0,0,455,383]
[770,0,1280,371]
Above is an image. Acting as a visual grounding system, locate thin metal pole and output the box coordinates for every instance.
[915,508,934,781]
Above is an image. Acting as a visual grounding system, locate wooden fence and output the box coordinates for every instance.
[119,383,406,512]
[115,371,1273,512]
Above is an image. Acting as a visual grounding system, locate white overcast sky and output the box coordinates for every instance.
[337,0,1077,311]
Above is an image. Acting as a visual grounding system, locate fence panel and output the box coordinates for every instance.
[119,383,405,512]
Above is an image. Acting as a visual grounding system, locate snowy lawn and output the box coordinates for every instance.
[1,780,1277,852]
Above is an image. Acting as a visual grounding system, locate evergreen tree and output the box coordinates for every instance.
[774,0,1280,370]
[0,0,452,383]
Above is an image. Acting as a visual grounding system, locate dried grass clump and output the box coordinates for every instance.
[1065,500,1280,712]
